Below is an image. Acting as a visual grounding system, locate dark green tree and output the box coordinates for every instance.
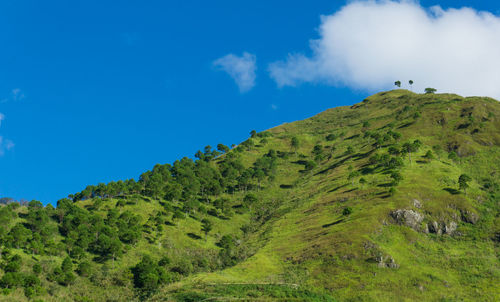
[458,174,472,194]
[201,219,212,240]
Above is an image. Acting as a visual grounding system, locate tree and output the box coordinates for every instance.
[348,171,360,186]
[132,255,171,296]
[423,150,434,161]
[250,130,257,138]
[425,87,437,94]
[448,151,459,162]
[304,160,317,172]
[342,207,353,216]
[390,171,403,185]
[394,80,401,88]
[217,143,230,154]
[243,193,258,210]
[401,140,421,163]
[458,174,472,194]
[326,133,337,141]
[8,223,32,249]
[61,256,73,273]
[201,219,212,240]
[409,80,414,90]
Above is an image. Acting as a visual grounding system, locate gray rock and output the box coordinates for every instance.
[391,209,424,230]
[412,199,422,208]
[444,221,457,235]
[428,220,457,235]
[461,210,479,224]
[428,221,441,235]
[387,257,400,269]
[377,255,399,269]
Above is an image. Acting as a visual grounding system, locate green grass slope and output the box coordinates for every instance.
[0,90,498,302]
[153,90,500,301]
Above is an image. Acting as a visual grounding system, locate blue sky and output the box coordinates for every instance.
[0,0,498,204]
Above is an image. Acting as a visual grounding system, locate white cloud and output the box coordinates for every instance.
[0,136,14,156]
[0,114,14,156]
[11,88,25,101]
[214,52,257,93]
[1,88,25,103]
[269,0,500,99]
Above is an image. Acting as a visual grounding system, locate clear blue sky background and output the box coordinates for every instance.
[0,0,496,204]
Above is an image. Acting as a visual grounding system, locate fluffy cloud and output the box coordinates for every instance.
[214,52,257,93]
[269,0,500,99]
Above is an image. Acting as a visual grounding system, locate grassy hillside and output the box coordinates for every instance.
[0,90,499,301]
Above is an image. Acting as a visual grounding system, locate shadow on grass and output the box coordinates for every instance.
[322,219,345,228]
[443,188,460,195]
[377,183,394,188]
[398,121,415,129]
[329,184,348,193]
[316,156,352,175]
[187,233,202,240]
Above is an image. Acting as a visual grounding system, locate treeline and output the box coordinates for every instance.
[71,133,276,204]
[0,131,278,299]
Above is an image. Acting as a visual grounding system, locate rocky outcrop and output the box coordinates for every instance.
[390,209,424,231]
[460,210,479,224]
[427,220,457,235]
[376,255,399,269]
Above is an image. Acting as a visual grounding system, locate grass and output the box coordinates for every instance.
[1,89,499,301]
[159,90,500,301]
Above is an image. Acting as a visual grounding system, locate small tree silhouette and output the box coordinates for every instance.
[394,81,401,88]
[425,87,437,94]
[409,80,414,91]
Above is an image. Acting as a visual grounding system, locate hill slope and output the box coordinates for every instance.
[0,90,499,301]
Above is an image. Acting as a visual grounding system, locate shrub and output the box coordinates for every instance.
[342,207,353,216]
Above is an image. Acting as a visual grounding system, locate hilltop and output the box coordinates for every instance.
[0,90,498,301]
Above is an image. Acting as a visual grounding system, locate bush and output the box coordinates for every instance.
[304,160,317,171]
[0,272,23,288]
[342,207,353,216]
[4,260,20,272]
[326,134,337,141]
[77,261,92,277]
[32,263,42,275]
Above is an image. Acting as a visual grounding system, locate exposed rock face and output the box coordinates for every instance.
[427,221,457,235]
[461,210,479,224]
[444,221,457,235]
[390,209,424,230]
[376,255,399,269]
[412,199,422,208]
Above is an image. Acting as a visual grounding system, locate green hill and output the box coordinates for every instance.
[0,90,499,301]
